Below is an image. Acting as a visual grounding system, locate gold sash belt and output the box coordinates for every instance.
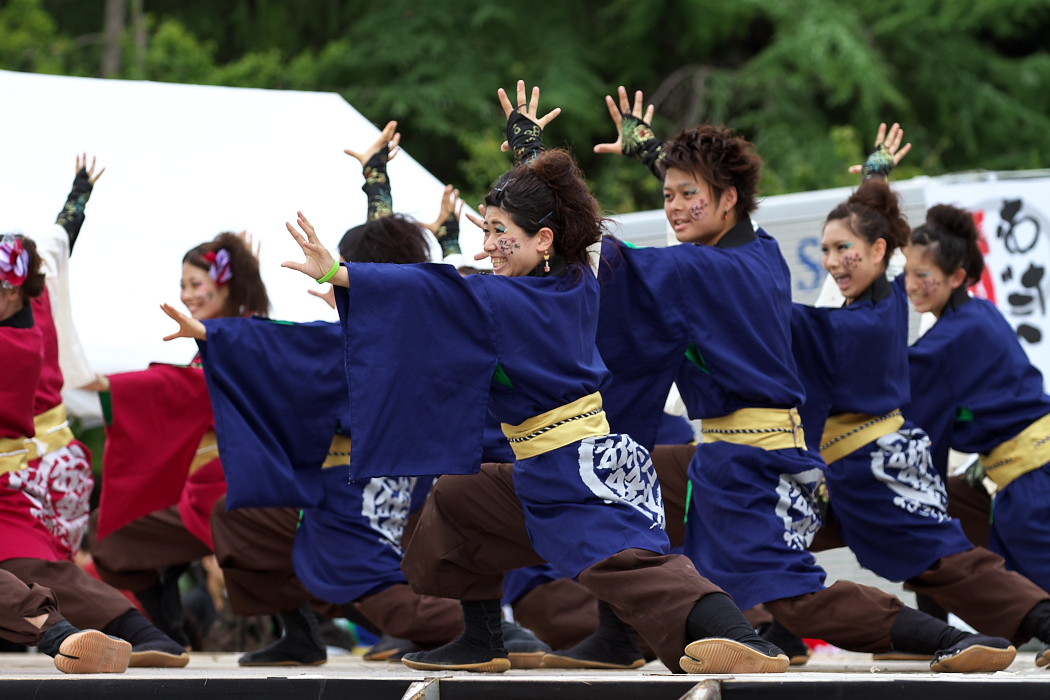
[190,431,220,473]
[26,404,76,461]
[322,434,353,469]
[0,438,29,474]
[502,392,610,461]
[820,409,904,464]
[981,413,1050,490]
[701,407,806,451]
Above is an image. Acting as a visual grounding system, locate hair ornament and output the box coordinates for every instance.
[0,234,29,290]
[203,248,233,285]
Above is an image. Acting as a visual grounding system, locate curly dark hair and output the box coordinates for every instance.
[183,232,270,317]
[825,179,910,256]
[911,204,985,286]
[2,234,45,301]
[338,214,431,264]
[484,149,605,270]
[659,124,763,219]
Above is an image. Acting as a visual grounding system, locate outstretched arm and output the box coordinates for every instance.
[594,86,665,180]
[344,120,400,221]
[498,80,561,165]
[55,153,105,253]
[282,212,348,287]
[161,303,207,342]
[848,122,912,180]
[423,184,464,259]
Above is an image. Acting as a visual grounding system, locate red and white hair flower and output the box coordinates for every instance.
[203,248,233,285]
[0,235,29,290]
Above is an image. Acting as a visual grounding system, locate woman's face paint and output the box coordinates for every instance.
[663,167,731,245]
[479,206,547,277]
[903,244,961,316]
[180,262,230,320]
[821,219,885,304]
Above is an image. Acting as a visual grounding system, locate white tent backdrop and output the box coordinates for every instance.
[1,69,483,376]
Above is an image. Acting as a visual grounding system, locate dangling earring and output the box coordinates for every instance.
[543,251,551,272]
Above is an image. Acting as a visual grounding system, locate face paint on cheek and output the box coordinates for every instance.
[496,237,520,256]
[920,278,941,295]
[197,292,214,303]
[841,252,863,271]
[688,200,709,220]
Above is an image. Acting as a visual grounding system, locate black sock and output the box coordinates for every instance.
[687,593,761,644]
[37,620,78,658]
[1020,600,1050,642]
[102,610,181,651]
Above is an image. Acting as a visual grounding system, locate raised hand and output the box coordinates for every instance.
[75,153,105,184]
[498,80,561,162]
[425,185,465,258]
[282,212,347,286]
[849,122,912,179]
[344,120,401,167]
[593,85,657,156]
[237,229,262,262]
[161,302,207,341]
[307,285,337,309]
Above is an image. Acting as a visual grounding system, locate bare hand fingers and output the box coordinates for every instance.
[465,211,485,230]
[516,80,528,112]
[536,107,561,128]
[497,87,514,117]
[873,122,887,148]
[617,85,631,113]
[643,103,655,124]
[631,90,645,118]
[604,95,623,128]
[893,142,912,165]
[528,85,540,116]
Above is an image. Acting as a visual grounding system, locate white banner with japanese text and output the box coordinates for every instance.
[926,178,1050,390]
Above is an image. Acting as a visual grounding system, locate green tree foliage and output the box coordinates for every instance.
[4,0,1050,211]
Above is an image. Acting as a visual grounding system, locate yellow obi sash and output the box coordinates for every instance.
[820,409,904,464]
[190,431,219,474]
[502,392,610,461]
[322,434,353,469]
[980,413,1050,490]
[0,437,30,474]
[25,404,76,461]
[701,407,806,451]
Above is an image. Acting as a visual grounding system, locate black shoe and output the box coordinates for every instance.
[401,639,510,673]
[238,605,327,667]
[401,600,509,673]
[929,634,1016,673]
[541,600,644,670]
[363,634,420,662]
[759,621,811,666]
[501,621,551,669]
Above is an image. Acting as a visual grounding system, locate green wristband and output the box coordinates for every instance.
[317,260,340,284]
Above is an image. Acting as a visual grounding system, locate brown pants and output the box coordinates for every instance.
[508,442,696,650]
[88,507,212,592]
[211,496,464,647]
[210,498,328,616]
[812,505,1047,645]
[0,568,63,645]
[401,462,724,672]
[947,475,992,548]
[0,558,133,631]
